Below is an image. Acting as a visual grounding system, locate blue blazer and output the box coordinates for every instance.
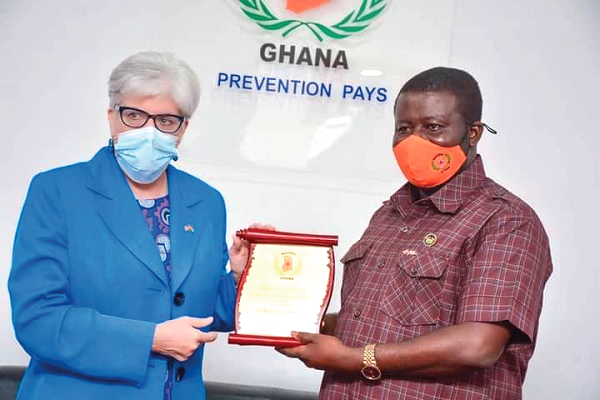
[8,147,236,400]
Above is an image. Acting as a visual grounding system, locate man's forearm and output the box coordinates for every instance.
[373,321,512,378]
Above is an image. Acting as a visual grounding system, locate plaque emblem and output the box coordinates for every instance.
[276,252,302,276]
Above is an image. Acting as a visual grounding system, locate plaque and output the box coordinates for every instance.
[228,228,338,347]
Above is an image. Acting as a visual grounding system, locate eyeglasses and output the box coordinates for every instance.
[114,105,185,134]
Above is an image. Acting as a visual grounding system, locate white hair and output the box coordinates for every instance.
[108,51,200,118]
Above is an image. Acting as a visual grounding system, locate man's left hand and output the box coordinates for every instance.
[276,332,362,372]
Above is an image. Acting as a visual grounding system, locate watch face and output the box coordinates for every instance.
[361,365,382,381]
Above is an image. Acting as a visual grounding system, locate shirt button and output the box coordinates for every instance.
[353,310,361,318]
[377,259,385,268]
[173,292,185,306]
[400,226,409,233]
[175,367,185,382]
[410,267,418,276]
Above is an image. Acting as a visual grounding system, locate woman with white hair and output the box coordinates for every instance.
[8,51,252,400]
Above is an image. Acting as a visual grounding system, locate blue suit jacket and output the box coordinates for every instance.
[8,147,236,400]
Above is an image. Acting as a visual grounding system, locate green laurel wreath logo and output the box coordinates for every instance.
[240,0,387,41]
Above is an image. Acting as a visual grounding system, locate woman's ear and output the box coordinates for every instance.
[107,107,120,143]
[176,120,190,146]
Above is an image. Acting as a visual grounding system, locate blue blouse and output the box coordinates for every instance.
[138,196,173,400]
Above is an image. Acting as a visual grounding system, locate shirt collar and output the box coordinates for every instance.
[391,155,487,215]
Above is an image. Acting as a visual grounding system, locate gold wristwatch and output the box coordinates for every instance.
[360,344,382,381]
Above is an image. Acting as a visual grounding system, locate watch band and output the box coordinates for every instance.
[361,343,382,381]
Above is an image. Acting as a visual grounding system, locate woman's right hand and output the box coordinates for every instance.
[152,316,217,362]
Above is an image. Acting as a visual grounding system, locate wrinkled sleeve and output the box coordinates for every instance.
[456,213,552,343]
[210,193,236,332]
[8,174,156,386]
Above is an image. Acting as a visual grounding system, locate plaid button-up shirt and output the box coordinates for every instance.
[320,156,552,400]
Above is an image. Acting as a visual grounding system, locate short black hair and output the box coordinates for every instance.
[396,67,483,125]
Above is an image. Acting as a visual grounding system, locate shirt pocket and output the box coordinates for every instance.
[380,252,448,326]
[340,240,372,264]
[339,241,372,303]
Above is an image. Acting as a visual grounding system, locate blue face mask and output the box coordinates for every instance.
[113,126,179,184]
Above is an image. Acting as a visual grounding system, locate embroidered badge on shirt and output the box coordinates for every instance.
[423,233,437,246]
[402,249,418,256]
[184,224,194,233]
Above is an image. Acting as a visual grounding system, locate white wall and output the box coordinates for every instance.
[1,0,598,398]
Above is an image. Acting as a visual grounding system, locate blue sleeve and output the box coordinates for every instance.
[210,193,236,332]
[8,173,155,386]
[212,272,237,332]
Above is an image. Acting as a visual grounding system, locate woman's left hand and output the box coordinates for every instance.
[229,223,275,283]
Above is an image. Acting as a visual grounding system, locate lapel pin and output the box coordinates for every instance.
[423,233,437,247]
[184,224,195,233]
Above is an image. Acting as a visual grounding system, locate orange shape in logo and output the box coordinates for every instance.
[282,254,294,272]
[286,0,330,13]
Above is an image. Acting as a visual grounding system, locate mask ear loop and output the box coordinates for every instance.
[481,123,498,134]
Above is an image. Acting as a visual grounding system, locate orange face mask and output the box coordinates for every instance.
[393,135,467,188]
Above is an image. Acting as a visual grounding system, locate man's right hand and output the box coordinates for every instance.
[152,316,217,362]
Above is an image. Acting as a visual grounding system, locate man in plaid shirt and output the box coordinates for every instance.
[279,67,552,399]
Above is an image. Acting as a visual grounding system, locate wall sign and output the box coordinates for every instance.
[216,0,390,103]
